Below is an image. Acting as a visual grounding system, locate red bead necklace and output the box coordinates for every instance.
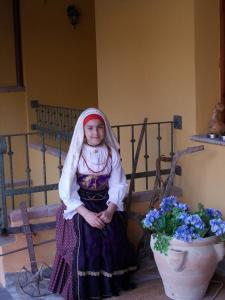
[81,150,110,174]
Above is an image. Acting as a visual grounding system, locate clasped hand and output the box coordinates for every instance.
[85,209,114,229]
[77,202,117,229]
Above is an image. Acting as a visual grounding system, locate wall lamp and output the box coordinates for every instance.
[67,5,80,28]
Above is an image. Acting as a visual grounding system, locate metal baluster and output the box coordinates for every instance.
[41,108,44,131]
[130,125,135,192]
[170,122,174,157]
[56,107,59,134]
[0,137,8,233]
[59,108,64,143]
[64,109,68,142]
[25,135,32,206]
[47,108,50,139]
[43,106,46,133]
[60,108,63,142]
[116,126,121,155]
[41,133,47,205]
[116,126,120,144]
[66,110,70,137]
[53,107,57,141]
[49,106,53,139]
[144,125,149,190]
[69,109,73,144]
[39,107,42,130]
[157,123,162,159]
[57,133,63,178]
[70,110,73,131]
[157,124,162,187]
[7,136,15,209]
[37,105,41,130]
[44,106,47,131]
[62,108,64,134]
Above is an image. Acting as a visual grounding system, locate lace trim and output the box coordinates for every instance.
[77,266,137,278]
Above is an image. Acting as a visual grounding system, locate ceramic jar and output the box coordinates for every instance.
[150,235,225,300]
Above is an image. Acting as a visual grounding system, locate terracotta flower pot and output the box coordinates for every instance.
[150,235,225,300]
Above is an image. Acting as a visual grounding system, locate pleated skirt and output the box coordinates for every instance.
[49,188,137,300]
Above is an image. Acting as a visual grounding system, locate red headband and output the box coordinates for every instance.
[83,114,105,127]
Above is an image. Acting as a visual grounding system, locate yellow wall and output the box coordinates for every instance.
[0,92,27,193]
[96,0,196,127]
[95,0,223,227]
[195,0,220,134]
[0,93,26,135]
[20,0,98,129]
[95,0,196,177]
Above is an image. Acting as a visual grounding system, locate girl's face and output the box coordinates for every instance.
[84,119,105,146]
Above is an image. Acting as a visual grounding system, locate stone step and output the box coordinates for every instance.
[0,283,13,300]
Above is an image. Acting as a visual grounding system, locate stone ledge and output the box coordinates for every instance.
[8,204,60,224]
[8,186,182,224]
[0,236,15,247]
[191,134,225,146]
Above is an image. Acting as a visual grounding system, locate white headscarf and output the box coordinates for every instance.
[58,108,120,206]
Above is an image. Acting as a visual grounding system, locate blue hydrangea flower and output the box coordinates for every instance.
[160,196,189,213]
[184,214,205,230]
[205,208,222,219]
[178,212,189,221]
[210,218,225,236]
[160,196,179,212]
[174,202,189,211]
[174,225,200,242]
[143,209,161,228]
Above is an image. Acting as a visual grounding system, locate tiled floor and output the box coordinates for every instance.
[2,273,225,300]
[109,277,225,300]
[2,254,225,300]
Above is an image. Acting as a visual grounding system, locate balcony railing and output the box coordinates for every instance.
[31,100,83,143]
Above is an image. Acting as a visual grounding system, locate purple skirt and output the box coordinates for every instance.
[49,188,137,300]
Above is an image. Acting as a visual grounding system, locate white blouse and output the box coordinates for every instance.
[62,143,128,219]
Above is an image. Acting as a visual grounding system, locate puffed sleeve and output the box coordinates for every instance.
[107,148,128,211]
[58,163,84,219]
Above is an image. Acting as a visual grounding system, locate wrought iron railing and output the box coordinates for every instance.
[31,100,83,141]
[0,132,61,232]
[0,124,178,231]
[0,102,180,233]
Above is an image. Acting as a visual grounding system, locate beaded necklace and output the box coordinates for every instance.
[81,146,111,174]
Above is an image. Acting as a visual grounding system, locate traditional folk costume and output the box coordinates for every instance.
[49,108,137,300]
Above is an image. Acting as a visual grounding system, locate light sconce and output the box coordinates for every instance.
[67,5,80,28]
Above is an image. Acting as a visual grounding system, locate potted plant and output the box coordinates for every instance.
[142,196,225,300]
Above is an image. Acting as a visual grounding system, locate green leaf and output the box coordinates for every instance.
[153,233,172,255]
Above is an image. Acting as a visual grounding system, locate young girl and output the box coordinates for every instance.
[49,108,137,300]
